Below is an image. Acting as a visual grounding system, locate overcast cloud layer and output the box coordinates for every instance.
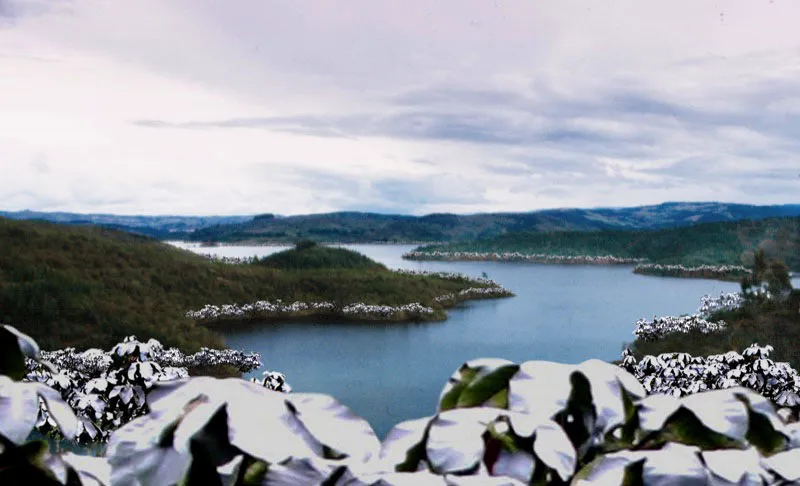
[1,0,799,215]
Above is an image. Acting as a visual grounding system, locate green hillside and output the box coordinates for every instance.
[184,202,800,244]
[258,240,386,271]
[411,217,800,269]
[0,218,493,352]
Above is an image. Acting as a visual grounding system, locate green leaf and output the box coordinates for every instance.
[659,408,742,449]
[456,364,519,408]
[486,387,510,409]
[241,459,268,484]
[745,407,786,456]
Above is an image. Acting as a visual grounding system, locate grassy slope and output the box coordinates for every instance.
[413,217,800,269]
[629,290,800,368]
[0,218,489,352]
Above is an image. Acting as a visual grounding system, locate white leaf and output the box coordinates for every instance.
[508,361,574,417]
[61,452,112,486]
[107,414,190,486]
[0,376,40,443]
[3,324,40,359]
[491,449,534,482]
[532,420,577,481]
[36,384,79,441]
[224,380,319,462]
[701,448,765,484]
[287,393,380,463]
[680,389,748,441]
[379,417,431,472]
[636,394,681,431]
[640,443,707,485]
[425,408,497,474]
[763,448,800,481]
[572,456,634,485]
[359,471,448,485]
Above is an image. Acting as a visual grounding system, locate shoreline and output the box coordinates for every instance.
[403,250,757,281]
[403,250,645,265]
[167,240,441,248]
[186,277,515,326]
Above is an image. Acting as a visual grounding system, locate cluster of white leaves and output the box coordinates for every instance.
[404,250,645,264]
[697,291,745,317]
[633,314,727,341]
[23,336,276,443]
[250,370,292,393]
[394,269,500,286]
[186,299,441,322]
[341,302,435,318]
[186,300,337,321]
[620,345,800,409]
[434,287,512,303]
[634,263,752,278]
[199,253,260,264]
[37,342,262,375]
[632,292,747,342]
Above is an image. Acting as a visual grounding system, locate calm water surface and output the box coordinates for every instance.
[173,242,758,437]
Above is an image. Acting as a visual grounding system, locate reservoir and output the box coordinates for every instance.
[174,243,750,437]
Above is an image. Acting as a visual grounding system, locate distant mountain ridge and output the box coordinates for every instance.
[3,202,800,243]
[0,210,253,238]
[184,202,800,243]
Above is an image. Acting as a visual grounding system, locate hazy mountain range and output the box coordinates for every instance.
[4,202,800,243]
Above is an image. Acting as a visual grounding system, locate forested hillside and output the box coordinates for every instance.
[0,218,495,351]
[184,202,800,243]
[411,217,800,269]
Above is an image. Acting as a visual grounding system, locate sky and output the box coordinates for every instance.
[1,0,799,216]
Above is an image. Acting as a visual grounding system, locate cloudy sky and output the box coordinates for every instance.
[1,0,799,215]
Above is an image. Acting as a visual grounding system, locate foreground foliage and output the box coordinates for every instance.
[5,326,800,484]
[24,336,268,443]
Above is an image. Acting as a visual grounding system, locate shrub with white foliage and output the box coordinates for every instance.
[23,336,272,443]
[697,291,745,317]
[620,344,800,410]
[634,263,752,279]
[633,314,727,341]
[6,324,800,484]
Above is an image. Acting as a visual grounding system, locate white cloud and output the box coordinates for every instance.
[0,0,798,215]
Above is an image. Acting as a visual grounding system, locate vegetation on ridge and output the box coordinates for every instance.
[0,218,498,352]
[181,202,800,244]
[410,216,800,270]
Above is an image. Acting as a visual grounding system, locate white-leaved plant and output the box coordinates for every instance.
[6,324,800,484]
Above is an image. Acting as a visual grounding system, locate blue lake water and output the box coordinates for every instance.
[172,243,756,437]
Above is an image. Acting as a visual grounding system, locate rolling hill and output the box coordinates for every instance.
[408,216,800,270]
[0,218,497,352]
[5,202,800,244]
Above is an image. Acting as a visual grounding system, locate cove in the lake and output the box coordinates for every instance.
[176,243,750,437]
